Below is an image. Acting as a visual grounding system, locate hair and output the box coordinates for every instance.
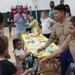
[7,11,11,18]
[29,16,34,21]
[41,11,49,17]
[54,4,66,15]
[50,1,54,4]
[0,35,8,55]
[0,12,4,25]
[65,4,71,16]
[13,38,21,50]
[70,16,75,27]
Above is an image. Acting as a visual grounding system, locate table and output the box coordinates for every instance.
[21,33,53,59]
[21,33,60,75]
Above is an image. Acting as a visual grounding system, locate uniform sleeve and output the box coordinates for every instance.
[60,35,70,51]
[44,26,56,48]
[7,62,17,75]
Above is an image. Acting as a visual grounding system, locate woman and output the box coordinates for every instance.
[40,11,56,38]
[7,12,13,38]
[29,16,40,33]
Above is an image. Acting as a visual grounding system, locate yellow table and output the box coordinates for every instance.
[21,33,60,75]
[21,33,51,59]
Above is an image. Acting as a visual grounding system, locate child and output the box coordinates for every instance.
[13,38,31,74]
[0,12,11,59]
[0,35,34,75]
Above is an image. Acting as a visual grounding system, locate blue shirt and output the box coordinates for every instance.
[14,13,27,31]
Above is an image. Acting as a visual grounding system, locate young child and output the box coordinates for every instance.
[0,35,34,75]
[13,38,31,74]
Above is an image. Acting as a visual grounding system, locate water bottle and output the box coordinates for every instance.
[28,56,33,62]
[66,63,74,75]
[33,59,37,70]
[28,56,33,68]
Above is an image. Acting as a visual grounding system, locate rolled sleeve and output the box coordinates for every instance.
[60,35,70,51]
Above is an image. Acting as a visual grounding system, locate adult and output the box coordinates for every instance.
[40,11,56,38]
[14,6,27,39]
[65,4,71,20]
[49,1,55,20]
[7,11,13,38]
[37,4,73,75]
[39,16,75,75]
[28,16,40,33]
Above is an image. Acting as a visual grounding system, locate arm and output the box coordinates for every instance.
[39,35,70,65]
[29,20,35,28]
[7,18,13,22]
[13,68,34,75]
[14,14,20,23]
[37,26,56,53]
[21,15,27,23]
[17,52,30,61]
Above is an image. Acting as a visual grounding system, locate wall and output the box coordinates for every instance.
[64,0,75,16]
[0,0,60,26]
[0,0,60,13]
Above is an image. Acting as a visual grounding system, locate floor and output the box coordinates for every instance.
[4,27,61,75]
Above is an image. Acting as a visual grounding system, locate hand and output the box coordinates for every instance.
[27,68,34,73]
[26,51,31,57]
[11,20,13,22]
[37,47,44,53]
[39,58,47,66]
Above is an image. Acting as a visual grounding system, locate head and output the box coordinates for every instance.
[0,35,8,56]
[49,1,55,8]
[41,11,48,19]
[65,4,71,18]
[7,11,11,17]
[0,12,4,30]
[13,38,22,50]
[17,6,22,13]
[54,4,66,21]
[68,16,75,37]
[29,16,34,21]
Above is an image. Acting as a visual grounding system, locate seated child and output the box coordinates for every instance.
[0,35,34,75]
[13,38,31,74]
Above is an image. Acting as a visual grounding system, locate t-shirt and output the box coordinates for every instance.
[14,13,27,31]
[0,59,17,75]
[49,8,55,20]
[14,49,25,67]
[7,16,12,25]
[41,17,54,34]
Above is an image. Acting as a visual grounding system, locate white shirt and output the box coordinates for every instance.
[14,49,25,67]
[41,17,53,34]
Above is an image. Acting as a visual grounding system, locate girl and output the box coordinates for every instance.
[0,35,34,75]
[13,38,30,74]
